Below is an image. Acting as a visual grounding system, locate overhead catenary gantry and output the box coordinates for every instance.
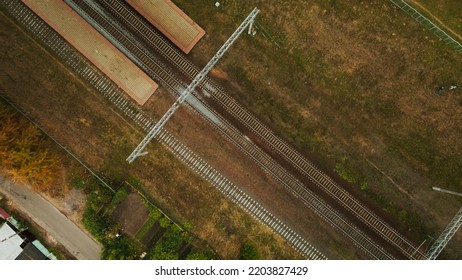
[127,8,259,163]
[426,187,462,259]
[425,207,462,259]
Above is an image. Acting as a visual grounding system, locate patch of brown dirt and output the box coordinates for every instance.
[112,193,148,237]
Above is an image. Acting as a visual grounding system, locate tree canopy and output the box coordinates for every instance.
[0,102,59,192]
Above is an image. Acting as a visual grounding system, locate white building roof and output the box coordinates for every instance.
[0,223,24,260]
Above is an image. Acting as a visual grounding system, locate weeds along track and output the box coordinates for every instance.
[94,0,424,259]
[0,0,326,260]
[62,0,401,259]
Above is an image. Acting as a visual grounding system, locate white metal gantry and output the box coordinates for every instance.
[425,206,462,259]
[127,8,259,163]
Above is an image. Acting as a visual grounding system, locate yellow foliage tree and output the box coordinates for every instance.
[0,102,59,192]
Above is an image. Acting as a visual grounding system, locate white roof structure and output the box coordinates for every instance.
[0,223,24,260]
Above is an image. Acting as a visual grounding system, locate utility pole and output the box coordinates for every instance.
[127,8,259,163]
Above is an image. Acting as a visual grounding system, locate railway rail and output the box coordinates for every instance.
[0,0,326,260]
[2,0,425,259]
[94,0,424,259]
[63,0,404,259]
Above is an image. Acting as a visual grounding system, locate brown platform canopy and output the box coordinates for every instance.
[22,0,158,106]
[127,0,205,54]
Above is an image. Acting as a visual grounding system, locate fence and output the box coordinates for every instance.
[389,0,462,52]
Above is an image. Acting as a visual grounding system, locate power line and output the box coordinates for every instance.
[127,8,260,163]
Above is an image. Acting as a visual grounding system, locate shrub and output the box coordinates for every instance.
[102,235,141,260]
[159,216,172,229]
[239,241,259,260]
[149,208,162,220]
[149,230,183,260]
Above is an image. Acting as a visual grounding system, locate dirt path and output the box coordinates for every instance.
[409,0,462,41]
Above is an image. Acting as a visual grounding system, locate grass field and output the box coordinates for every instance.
[1,0,461,259]
[177,0,462,258]
[412,0,462,37]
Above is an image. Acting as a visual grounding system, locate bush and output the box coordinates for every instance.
[159,216,172,229]
[239,241,259,260]
[149,208,162,220]
[334,156,367,190]
[102,234,142,260]
[82,208,107,242]
[108,185,130,209]
[149,228,184,260]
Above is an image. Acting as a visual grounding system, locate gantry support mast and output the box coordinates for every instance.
[425,207,462,259]
[127,8,259,163]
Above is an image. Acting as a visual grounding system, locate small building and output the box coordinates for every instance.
[0,223,24,260]
[0,207,10,220]
[0,212,56,260]
[16,240,56,260]
[16,242,48,260]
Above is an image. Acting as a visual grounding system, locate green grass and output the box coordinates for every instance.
[334,157,368,191]
[174,0,462,255]
[135,217,155,240]
[148,226,184,260]
[414,0,462,35]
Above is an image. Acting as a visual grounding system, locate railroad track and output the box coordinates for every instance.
[62,0,404,259]
[96,0,424,259]
[0,0,327,260]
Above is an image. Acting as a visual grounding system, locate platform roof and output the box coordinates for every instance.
[22,0,158,105]
[127,0,205,53]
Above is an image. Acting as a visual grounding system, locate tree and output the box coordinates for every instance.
[0,102,60,192]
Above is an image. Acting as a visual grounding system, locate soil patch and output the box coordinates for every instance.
[112,193,148,238]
